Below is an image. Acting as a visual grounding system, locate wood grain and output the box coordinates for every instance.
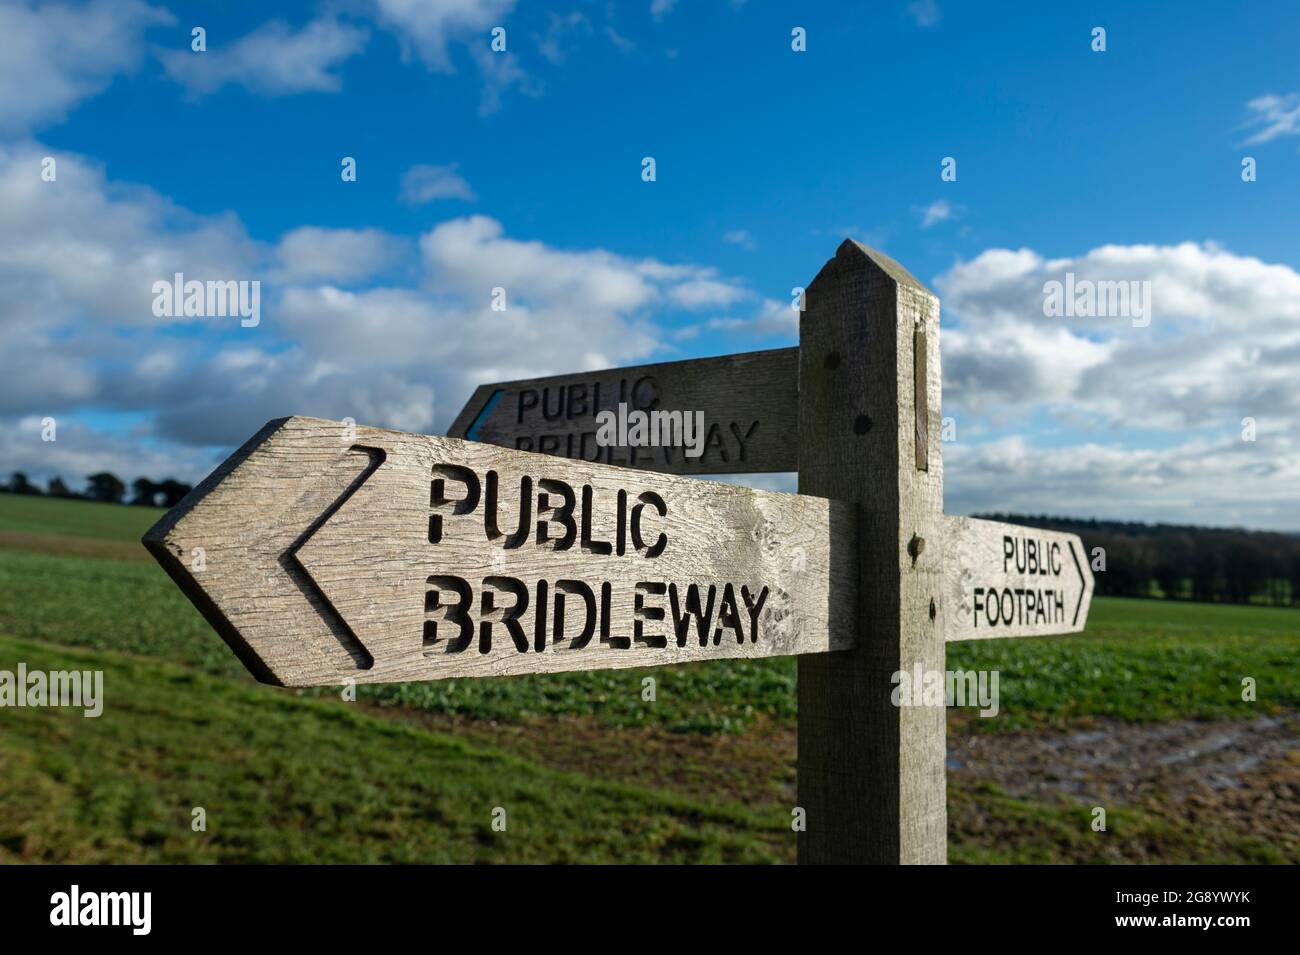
[796,239,948,865]
[942,515,1094,641]
[143,417,856,687]
[449,348,798,474]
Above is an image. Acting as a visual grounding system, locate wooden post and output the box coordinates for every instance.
[796,240,946,864]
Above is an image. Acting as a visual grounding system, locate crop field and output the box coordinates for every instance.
[1,496,1297,863]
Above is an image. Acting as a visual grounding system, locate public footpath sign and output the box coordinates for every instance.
[942,515,1094,641]
[148,239,1096,865]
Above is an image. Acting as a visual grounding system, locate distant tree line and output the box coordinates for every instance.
[1,471,193,508]
[981,513,1300,608]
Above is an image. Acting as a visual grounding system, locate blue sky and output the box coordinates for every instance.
[3,0,1299,528]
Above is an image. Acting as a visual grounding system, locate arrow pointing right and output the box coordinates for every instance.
[941,515,1095,641]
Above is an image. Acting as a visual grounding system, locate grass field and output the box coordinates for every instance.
[1,495,1297,863]
[4,543,1295,733]
[0,494,159,561]
[0,494,163,542]
[0,635,786,863]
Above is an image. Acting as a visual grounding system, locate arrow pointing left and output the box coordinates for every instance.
[146,416,858,687]
[143,417,383,685]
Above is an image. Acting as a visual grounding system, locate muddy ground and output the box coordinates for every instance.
[368,704,1300,861]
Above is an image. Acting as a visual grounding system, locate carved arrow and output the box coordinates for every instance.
[145,416,856,687]
[940,515,1095,641]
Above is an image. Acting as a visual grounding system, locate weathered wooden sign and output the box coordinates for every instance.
[144,416,855,687]
[942,516,1094,641]
[448,348,798,474]
[147,238,1103,866]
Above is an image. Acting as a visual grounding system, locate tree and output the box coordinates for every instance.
[1153,534,1193,600]
[130,478,159,506]
[1292,553,1300,607]
[1223,541,1263,604]
[85,472,126,504]
[1192,548,1222,603]
[47,476,74,497]
[8,472,42,495]
[155,478,193,508]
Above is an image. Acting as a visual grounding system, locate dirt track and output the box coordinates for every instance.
[368,703,1300,860]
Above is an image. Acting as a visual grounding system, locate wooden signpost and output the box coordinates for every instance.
[143,417,855,687]
[448,348,798,474]
[147,238,1095,864]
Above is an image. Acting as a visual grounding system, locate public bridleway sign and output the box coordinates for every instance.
[144,417,855,688]
[448,348,798,474]
[147,238,1096,865]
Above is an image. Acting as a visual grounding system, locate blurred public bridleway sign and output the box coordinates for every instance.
[144,416,856,688]
[448,348,798,474]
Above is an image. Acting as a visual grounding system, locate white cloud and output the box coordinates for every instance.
[936,241,1300,527]
[469,43,542,115]
[1241,93,1300,145]
[0,0,172,135]
[0,142,260,337]
[262,218,751,437]
[275,227,410,284]
[907,0,941,27]
[535,11,591,65]
[399,163,477,204]
[0,416,222,490]
[149,343,439,447]
[0,145,754,479]
[668,278,748,309]
[920,199,954,228]
[938,242,1300,429]
[605,25,635,54]
[160,18,369,97]
[370,0,516,72]
[270,215,753,430]
[651,0,679,21]
[367,0,541,112]
[417,215,743,317]
[723,229,757,250]
[945,434,1300,531]
[706,299,797,339]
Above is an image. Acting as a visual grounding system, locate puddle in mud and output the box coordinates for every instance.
[949,711,1300,805]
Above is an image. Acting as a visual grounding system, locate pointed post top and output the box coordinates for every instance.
[812,238,936,300]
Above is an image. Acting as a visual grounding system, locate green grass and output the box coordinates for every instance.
[1087,595,1300,635]
[4,627,1289,865]
[2,496,1298,864]
[0,634,787,863]
[3,541,1297,734]
[0,548,244,680]
[947,597,1300,730]
[947,781,1289,864]
[0,494,164,542]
